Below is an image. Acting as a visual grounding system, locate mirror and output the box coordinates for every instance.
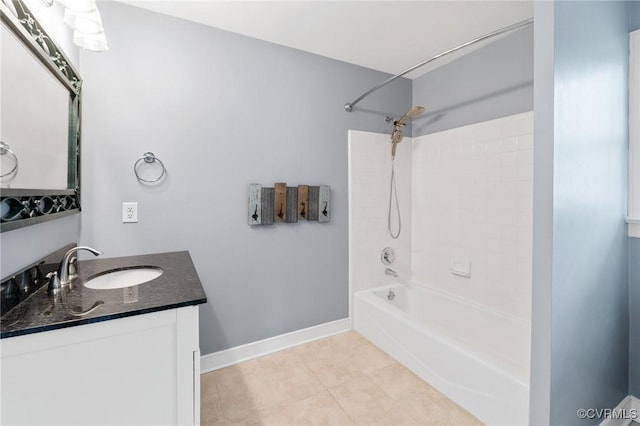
[0,0,82,232]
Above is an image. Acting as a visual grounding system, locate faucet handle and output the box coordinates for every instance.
[3,277,19,298]
[16,269,34,293]
[68,256,78,280]
[47,271,63,295]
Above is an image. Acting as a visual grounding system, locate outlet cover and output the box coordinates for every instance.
[122,202,138,223]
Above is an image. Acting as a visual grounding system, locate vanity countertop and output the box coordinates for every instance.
[0,251,207,339]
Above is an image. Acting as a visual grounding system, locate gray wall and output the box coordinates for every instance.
[629,0,640,402]
[631,0,640,395]
[531,2,631,424]
[0,216,80,277]
[631,0,640,31]
[78,2,411,355]
[411,26,533,137]
[551,2,630,420]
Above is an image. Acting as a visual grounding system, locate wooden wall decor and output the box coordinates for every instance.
[319,185,330,223]
[248,184,262,225]
[307,186,319,221]
[285,187,298,223]
[248,183,331,226]
[261,187,274,226]
[297,185,308,220]
[274,183,286,223]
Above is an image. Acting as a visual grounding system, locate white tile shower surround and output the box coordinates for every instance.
[348,130,413,318]
[412,112,533,320]
[349,111,533,320]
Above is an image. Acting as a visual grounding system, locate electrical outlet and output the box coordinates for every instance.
[123,286,138,303]
[122,202,138,223]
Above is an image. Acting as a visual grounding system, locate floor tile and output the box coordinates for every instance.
[211,358,260,385]
[297,340,367,388]
[289,337,336,359]
[200,393,225,426]
[390,394,451,426]
[219,364,323,410]
[202,331,483,426]
[328,331,369,351]
[328,375,396,425]
[219,396,265,424]
[265,366,326,406]
[256,347,307,379]
[347,342,396,374]
[201,371,219,398]
[306,352,367,388]
[264,391,354,426]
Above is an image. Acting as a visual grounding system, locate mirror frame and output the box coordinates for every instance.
[0,0,82,233]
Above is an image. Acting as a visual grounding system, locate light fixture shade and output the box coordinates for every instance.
[73,30,108,52]
[57,0,96,13]
[64,8,103,34]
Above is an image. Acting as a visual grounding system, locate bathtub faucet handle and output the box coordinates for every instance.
[385,268,398,278]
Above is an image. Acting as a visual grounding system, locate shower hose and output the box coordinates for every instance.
[388,156,401,239]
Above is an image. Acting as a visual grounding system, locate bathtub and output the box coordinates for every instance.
[354,282,530,426]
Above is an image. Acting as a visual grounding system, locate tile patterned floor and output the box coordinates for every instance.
[201,331,483,426]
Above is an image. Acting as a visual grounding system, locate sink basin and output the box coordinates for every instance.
[84,266,163,290]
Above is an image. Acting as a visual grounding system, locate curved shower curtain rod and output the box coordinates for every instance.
[344,17,534,113]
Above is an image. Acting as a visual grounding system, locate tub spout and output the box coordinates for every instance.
[385,268,398,278]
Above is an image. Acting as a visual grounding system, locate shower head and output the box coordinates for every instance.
[389,105,424,158]
[395,105,425,126]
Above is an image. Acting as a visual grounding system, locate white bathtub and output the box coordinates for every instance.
[354,282,530,426]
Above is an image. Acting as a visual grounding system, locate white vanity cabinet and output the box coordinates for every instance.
[1,306,201,426]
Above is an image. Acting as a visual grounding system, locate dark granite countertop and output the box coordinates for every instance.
[0,251,207,339]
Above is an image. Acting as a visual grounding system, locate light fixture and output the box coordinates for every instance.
[30,0,111,52]
[58,0,96,13]
[53,0,108,52]
[73,30,108,52]
[64,8,103,34]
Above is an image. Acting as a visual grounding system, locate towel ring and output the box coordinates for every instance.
[0,141,18,178]
[134,152,166,183]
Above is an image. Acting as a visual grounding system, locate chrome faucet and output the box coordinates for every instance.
[48,246,102,294]
[385,268,398,278]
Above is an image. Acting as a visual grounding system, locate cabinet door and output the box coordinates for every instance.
[1,307,199,426]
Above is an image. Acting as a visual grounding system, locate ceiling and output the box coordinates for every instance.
[112,1,533,79]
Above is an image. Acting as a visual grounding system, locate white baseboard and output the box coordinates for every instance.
[200,318,351,374]
[600,395,640,426]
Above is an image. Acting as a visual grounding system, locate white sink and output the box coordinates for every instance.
[84,267,163,290]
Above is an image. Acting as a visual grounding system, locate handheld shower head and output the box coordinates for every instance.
[391,127,403,144]
[390,105,425,158]
[391,127,403,157]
